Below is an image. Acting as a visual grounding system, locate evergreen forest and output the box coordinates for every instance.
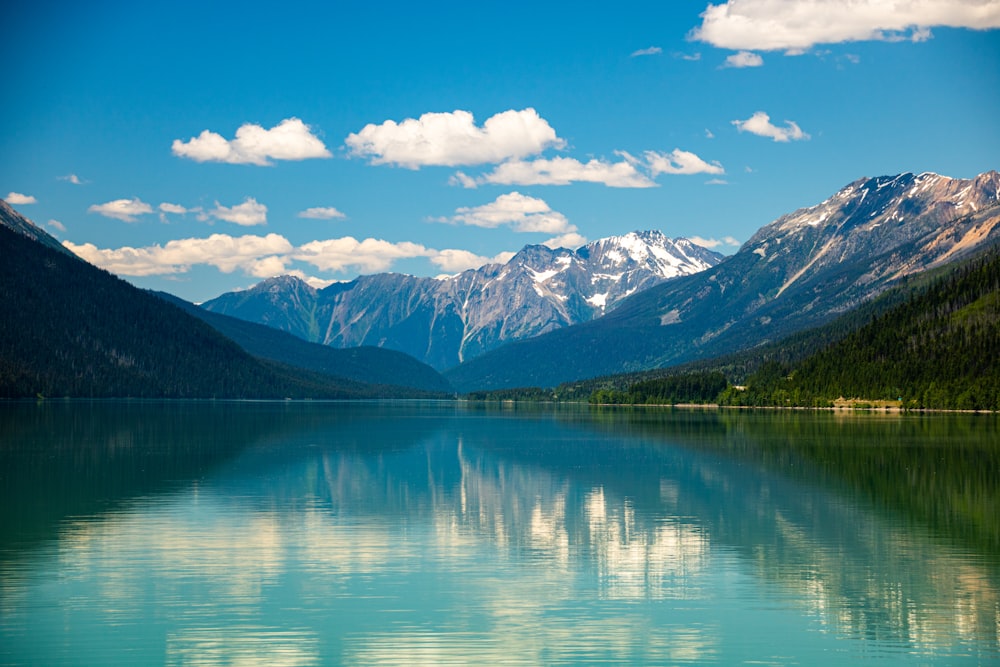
[0,226,448,399]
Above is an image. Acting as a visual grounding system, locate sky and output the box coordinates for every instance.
[2,0,999,303]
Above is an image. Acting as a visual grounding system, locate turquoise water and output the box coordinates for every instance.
[1,401,998,665]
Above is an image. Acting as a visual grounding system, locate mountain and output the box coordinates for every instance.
[0,199,77,257]
[201,232,722,370]
[445,170,1000,391]
[0,207,450,399]
[724,245,1000,410]
[153,291,453,394]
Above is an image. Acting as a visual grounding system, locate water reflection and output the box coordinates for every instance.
[1,402,998,665]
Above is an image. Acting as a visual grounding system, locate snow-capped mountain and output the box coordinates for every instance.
[743,170,1000,297]
[201,232,723,370]
[445,170,1000,391]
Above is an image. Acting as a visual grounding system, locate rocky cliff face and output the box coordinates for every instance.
[202,232,723,370]
[741,171,1000,304]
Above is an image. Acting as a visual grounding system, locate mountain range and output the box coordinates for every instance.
[444,170,1000,391]
[202,232,722,370]
[4,169,998,398]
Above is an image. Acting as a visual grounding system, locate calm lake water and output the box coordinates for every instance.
[1,401,998,666]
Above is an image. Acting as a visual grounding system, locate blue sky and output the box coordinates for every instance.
[3,0,999,303]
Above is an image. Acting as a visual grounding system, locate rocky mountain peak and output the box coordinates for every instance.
[203,230,723,370]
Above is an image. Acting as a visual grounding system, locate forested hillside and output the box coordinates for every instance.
[0,225,445,399]
[154,291,453,394]
[725,248,1000,410]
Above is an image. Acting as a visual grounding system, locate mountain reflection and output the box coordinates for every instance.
[1,402,998,665]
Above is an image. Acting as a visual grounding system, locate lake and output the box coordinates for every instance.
[1,400,998,665]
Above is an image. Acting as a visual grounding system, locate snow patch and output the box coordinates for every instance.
[660,309,681,325]
[529,268,559,283]
[587,293,608,308]
[591,272,624,283]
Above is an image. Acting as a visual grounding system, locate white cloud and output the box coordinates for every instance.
[211,198,267,226]
[345,108,564,168]
[63,233,295,276]
[429,248,508,273]
[295,237,435,273]
[5,192,37,205]
[58,174,83,185]
[690,0,1000,52]
[159,202,189,215]
[88,197,153,222]
[631,46,663,57]
[47,220,66,233]
[722,51,764,68]
[706,178,729,185]
[460,149,725,188]
[298,206,346,220]
[247,255,291,278]
[732,111,810,142]
[689,235,741,249]
[471,156,657,188]
[643,149,725,176]
[63,231,456,280]
[542,232,588,250]
[442,192,586,249]
[172,118,331,166]
[446,192,568,232]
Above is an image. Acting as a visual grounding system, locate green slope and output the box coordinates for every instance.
[730,248,1000,410]
[0,225,444,399]
[153,291,454,394]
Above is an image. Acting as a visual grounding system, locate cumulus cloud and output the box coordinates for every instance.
[690,0,1000,52]
[298,206,346,220]
[468,156,657,188]
[642,149,726,176]
[689,235,741,249]
[63,233,295,276]
[172,118,332,166]
[5,192,37,205]
[429,248,515,273]
[441,192,586,248]
[88,197,153,222]
[631,46,663,57]
[211,198,267,226]
[542,232,588,250]
[47,220,66,233]
[457,149,725,188]
[294,237,435,273]
[58,174,83,185]
[63,231,475,279]
[722,51,764,68]
[446,192,570,232]
[345,108,564,168]
[733,111,810,142]
[159,202,189,215]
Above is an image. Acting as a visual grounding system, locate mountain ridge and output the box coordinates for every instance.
[202,231,723,369]
[444,170,1000,391]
